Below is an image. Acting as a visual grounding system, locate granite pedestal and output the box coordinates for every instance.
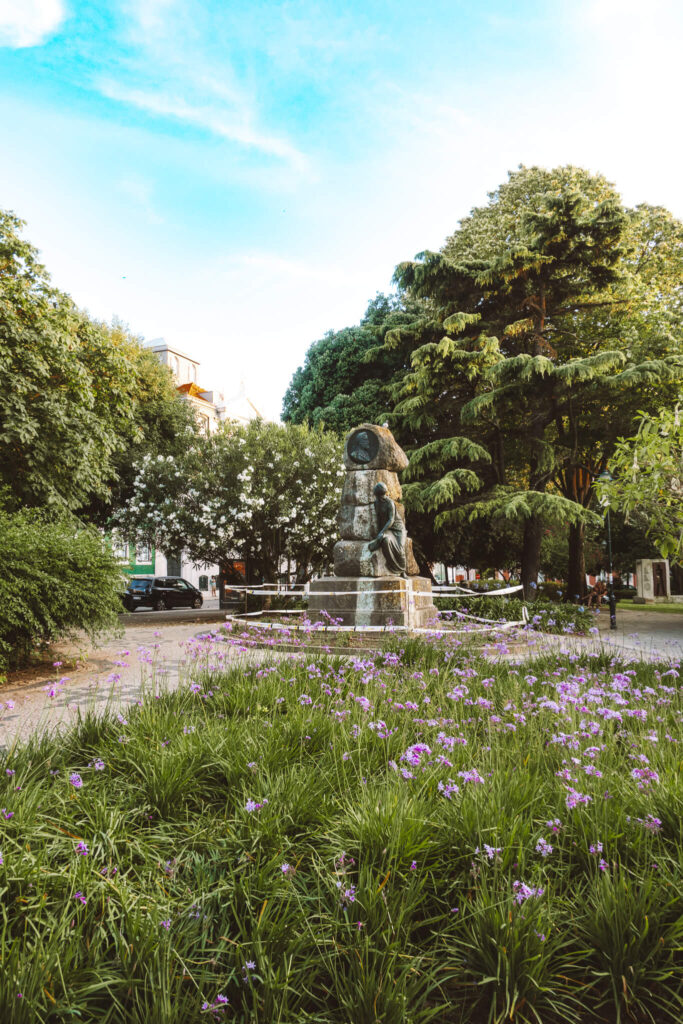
[309,576,438,628]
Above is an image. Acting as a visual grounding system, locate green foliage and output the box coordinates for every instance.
[0,210,196,517]
[387,166,683,591]
[0,646,680,1022]
[117,419,345,581]
[595,406,683,565]
[282,294,422,433]
[433,595,594,634]
[0,503,123,669]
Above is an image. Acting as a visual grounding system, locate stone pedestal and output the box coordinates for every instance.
[309,576,438,628]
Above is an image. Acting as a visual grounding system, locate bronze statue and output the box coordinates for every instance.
[368,482,407,576]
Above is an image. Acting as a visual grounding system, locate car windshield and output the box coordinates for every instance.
[129,579,152,590]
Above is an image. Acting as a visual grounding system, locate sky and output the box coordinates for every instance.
[1,0,683,420]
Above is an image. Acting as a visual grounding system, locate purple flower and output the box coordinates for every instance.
[535,838,553,858]
[245,798,268,813]
[161,919,171,930]
[92,759,105,771]
[75,841,89,856]
[512,880,544,905]
[589,841,603,855]
[74,891,87,905]
[5,769,15,777]
[410,860,417,871]
[69,773,83,789]
[201,993,229,1018]
[1,808,13,820]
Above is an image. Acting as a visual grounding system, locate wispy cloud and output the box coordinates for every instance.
[99,80,310,173]
[94,0,311,176]
[0,0,65,48]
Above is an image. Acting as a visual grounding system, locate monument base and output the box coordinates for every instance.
[308,576,438,628]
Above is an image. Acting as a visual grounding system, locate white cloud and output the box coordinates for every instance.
[99,80,310,174]
[0,0,65,48]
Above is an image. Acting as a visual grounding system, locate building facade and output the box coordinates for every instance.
[119,340,261,593]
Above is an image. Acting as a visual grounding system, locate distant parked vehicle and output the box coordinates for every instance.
[121,576,204,612]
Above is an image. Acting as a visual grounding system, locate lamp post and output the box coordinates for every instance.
[596,470,617,630]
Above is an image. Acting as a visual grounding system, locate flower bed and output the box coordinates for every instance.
[0,641,680,1022]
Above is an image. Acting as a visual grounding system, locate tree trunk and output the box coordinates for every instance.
[567,520,587,601]
[521,516,543,599]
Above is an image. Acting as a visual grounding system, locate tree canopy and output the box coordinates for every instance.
[282,294,421,433]
[385,166,683,593]
[0,210,196,516]
[595,406,683,565]
[117,419,345,582]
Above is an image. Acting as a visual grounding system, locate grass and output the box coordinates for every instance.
[0,631,681,1023]
[616,601,683,614]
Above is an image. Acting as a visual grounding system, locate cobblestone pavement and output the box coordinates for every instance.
[0,607,680,750]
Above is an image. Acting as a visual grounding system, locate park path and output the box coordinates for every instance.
[0,607,680,751]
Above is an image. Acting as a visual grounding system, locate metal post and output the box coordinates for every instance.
[606,506,617,630]
[595,469,617,631]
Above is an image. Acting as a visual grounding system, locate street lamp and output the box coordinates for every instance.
[596,470,617,630]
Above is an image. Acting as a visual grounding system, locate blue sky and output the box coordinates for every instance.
[2,0,682,418]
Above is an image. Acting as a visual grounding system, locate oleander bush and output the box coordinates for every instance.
[0,635,680,1023]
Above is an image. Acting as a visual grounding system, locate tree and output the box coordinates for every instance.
[386,166,683,596]
[594,406,683,565]
[282,294,422,433]
[116,420,345,582]
[0,210,196,515]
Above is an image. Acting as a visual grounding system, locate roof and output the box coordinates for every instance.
[176,382,212,403]
[144,338,199,364]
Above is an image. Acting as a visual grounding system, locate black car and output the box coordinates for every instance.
[121,576,204,612]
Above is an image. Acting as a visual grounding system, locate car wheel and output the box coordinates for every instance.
[192,596,203,609]
[154,597,168,611]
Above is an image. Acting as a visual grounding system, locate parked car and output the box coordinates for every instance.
[121,576,204,612]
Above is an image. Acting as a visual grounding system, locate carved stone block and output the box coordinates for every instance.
[343,424,409,472]
[341,469,402,506]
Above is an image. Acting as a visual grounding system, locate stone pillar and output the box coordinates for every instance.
[308,424,437,628]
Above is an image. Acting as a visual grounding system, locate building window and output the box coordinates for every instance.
[136,543,152,564]
[112,536,128,560]
[198,574,209,591]
[199,413,211,435]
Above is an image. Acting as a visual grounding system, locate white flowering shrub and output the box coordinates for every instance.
[116,420,345,580]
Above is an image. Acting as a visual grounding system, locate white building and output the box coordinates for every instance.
[141,339,262,593]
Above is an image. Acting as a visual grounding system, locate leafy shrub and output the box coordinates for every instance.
[434,596,595,634]
[0,505,123,669]
[538,581,565,602]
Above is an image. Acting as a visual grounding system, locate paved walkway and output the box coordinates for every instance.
[0,607,680,750]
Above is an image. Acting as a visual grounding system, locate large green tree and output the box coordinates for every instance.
[0,210,196,515]
[282,294,421,433]
[387,166,683,595]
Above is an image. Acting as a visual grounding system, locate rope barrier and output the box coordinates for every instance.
[220,614,526,634]
[222,583,524,598]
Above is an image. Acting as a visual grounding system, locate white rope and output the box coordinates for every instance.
[432,584,523,596]
[223,582,523,598]
[220,614,526,635]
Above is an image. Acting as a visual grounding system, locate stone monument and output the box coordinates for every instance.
[308,424,438,627]
[635,558,671,603]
